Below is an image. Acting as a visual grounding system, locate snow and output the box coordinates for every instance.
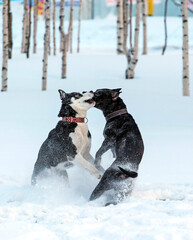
[0,4,193,240]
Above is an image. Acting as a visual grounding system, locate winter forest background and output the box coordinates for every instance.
[0,0,193,240]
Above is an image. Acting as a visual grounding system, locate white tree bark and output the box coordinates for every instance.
[117,0,124,54]
[86,0,90,19]
[59,0,65,52]
[123,0,128,52]
[52,0,56,55]
[142,0,147,55]
[181,0,190,96]
[21,0,28,53]
[47,3,51,55]
[2,0,9,91]
[77,0,83,53]
[62,33,68,78]
[33,0,38,53]
[125,0,141,79]
[69,0,74,53]
[8,0,12,59]
[26,0,31,58]
[42,0,50,91]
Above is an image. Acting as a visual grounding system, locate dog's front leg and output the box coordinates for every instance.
[73,154,102,179]
[95,138,111,167]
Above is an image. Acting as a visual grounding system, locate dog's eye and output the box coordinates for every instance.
[75,94,81,99]
[95,92,102,97]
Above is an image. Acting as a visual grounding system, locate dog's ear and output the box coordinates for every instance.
[111,88,122,101]
[118,167,138,178]
[58,89,66,100]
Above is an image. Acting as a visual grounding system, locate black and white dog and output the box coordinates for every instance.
[89,88,144,204]
[31,89,101,185]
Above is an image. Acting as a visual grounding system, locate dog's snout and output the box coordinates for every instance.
[90,90,94,94]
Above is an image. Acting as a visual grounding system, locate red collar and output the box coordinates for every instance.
[62,117,87,123]
[105,108,128,121]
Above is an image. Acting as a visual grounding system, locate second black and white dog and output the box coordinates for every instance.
[89,88,144,204]
[31,90,101,185]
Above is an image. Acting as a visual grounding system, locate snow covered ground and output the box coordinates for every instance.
[0,4,193,240]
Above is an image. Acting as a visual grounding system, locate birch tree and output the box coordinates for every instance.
[26,0,32,58]
[181,0,190,96]
[2,0,9,91]
[77,0,83,53]
[42,0,50,90]
[129,0,133,49]
[21,0,31,58]
[61,33,68,78]
[69,0,74,53]
[162,0,168,55]
[123,0,129,52]
[125,0,141,79]
[142,0,147,54]
[8,0,12,59]
[59,0,65,52]
[52,0,56,55]
[33,0,38,53]
[21,0,28,53]
[86,0,90,19]
[47,2,51,55]
[117,0,124,54]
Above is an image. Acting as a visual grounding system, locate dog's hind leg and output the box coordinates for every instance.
[31,167,42,186]
[31,162,46,186]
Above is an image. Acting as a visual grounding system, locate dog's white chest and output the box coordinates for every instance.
[69,123,90,153]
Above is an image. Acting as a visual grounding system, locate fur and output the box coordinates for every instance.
[31,90,101,185]
[89,88,144,204]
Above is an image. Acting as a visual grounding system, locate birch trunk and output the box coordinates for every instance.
[21,0,28,53]
[26,0,31,58]
[129,0,133,49]
[69,0,74,53]
[62,33,68,78]
[86,0,90,19]
[47,4,51,55]
[42,0,50,91]
[162,0,168,55]
[77,0,83,53]
[125,0,141,79]
[53,0,56,55]
[117,0,124,54]
[123,0,128,52]
[33,0,38,53]
[181,0,190,96]
[8,0,12,59]
[2,0,9,91]
[59,0,65,52]
[142,0,147,55]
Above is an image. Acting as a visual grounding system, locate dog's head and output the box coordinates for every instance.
[93,88,122,111]
[58,89,95,117]
[89,166,138,202]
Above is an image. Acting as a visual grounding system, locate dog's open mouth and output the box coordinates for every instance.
[84,98,95,104]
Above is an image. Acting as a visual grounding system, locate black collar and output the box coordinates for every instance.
[105,108,128,121]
